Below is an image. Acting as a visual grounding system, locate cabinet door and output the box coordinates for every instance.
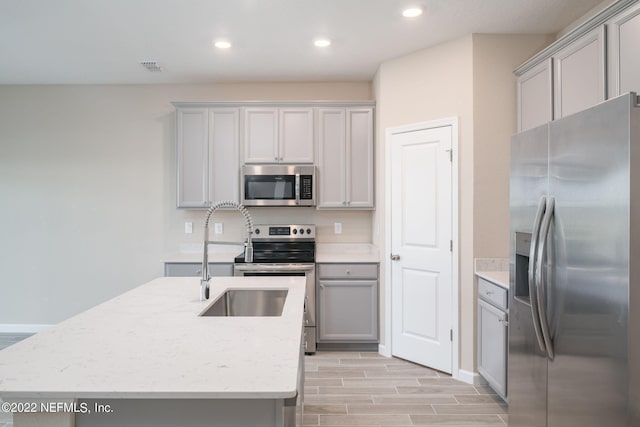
[517,59,553,131]
[318,279,378,342]
[209,109,239,203]
[244,108,278,163]
[176,108,209,208]
[346,108,374,208]
[317,108,347,208]
[279,108,314,163]
[553,26,606,119]
[477,299,508,398]
[608,2,640,97]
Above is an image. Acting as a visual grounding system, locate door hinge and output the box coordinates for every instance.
[450,329,453,341]
[450,240,453,252]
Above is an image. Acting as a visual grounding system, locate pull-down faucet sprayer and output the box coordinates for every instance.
[200,201,254,301]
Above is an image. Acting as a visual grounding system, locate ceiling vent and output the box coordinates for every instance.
[140,61,163,72]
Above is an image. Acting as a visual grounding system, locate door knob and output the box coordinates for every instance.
[390,254,400,261]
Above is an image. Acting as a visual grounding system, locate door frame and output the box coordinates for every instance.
[382,117,460,381]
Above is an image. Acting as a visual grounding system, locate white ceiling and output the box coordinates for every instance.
[0,0,605,84]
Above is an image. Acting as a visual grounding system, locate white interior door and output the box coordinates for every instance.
[390,125,453,373]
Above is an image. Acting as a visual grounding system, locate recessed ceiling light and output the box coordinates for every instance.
[214,41,232,49]
[402,7,423,18]
[314,39,331,48]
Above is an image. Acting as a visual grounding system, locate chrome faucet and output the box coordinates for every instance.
[200,200,254,301]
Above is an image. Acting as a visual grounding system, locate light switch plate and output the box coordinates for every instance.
[184,222,193,234]
[334,222,342,234]
[214,223,223,234]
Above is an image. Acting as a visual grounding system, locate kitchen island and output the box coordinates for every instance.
[0,276,306,427]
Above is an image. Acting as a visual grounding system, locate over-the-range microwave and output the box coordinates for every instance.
[241,164,315,207]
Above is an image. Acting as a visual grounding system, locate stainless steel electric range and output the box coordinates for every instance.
[234,224,316,354]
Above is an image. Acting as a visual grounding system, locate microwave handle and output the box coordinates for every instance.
[295,173,300,205]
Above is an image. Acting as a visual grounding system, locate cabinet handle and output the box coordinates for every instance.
[274,156,278,161]
[485,291,494,295]
[390,254,400,261]
[196,270,202,275]
[499,319,509,326]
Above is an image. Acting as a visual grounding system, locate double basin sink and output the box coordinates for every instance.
[200,289,288,317]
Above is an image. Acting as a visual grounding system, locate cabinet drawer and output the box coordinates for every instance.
[478,277,508,310]
[317,263,378,279]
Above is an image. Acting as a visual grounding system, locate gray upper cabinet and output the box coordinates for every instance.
[516,0,639,130]
[176,107,239,208]
[607,1,640,97]
[552,26,606,119]
[517,59,553,132]
[177,108,209,208]
[317,107,374,209]
[244,107,314,164]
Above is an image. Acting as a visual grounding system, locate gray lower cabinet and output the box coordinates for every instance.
[164,262,233,277]
[317,263,378,344]
[477,277,508,400]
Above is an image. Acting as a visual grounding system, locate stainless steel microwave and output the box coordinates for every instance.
[241,164,315,207]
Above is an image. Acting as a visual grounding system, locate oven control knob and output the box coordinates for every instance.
[292,229,297,234]
[306,228,312,235]
[299,228,305,235]
[254,228,260,235]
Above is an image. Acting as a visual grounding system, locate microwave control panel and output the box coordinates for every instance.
[301,175,313,200]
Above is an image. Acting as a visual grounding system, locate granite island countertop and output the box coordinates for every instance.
[0,276,305,400]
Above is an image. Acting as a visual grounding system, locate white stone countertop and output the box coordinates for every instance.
[475,258,509,289]
[315,243,379,263]
[0,276,305,400]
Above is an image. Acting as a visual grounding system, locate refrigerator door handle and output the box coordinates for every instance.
[536,196,555,360]
[529,196,548,353]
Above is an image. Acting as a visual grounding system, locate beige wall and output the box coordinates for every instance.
[373,35,475,369]
[374,34,553,375]
[472,34,555,259]
[0,82,372,324]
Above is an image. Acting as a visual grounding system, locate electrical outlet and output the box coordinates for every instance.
[334,222,342,234]
[214,223,223,234]
[184,222,193,234]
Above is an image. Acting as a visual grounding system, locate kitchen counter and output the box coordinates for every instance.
[0,276,305,400]
[163,243,244,264]
[475,258,509,289]
[315,243,379,263]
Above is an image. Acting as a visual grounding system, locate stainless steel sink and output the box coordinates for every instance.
[200,289,288,317]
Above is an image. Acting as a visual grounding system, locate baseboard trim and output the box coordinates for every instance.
[378,344,391,357]
[0,324,53,334]
[456,369,487,385]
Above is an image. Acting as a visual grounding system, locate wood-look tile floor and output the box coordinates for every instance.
[302,351,507,427]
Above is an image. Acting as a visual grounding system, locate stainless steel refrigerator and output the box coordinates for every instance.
[509,92,640,427]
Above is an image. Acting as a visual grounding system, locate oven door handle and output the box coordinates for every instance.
[234,263,315,273]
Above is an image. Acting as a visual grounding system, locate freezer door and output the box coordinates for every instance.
[546,94,631,427]
[509,124,549,427]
